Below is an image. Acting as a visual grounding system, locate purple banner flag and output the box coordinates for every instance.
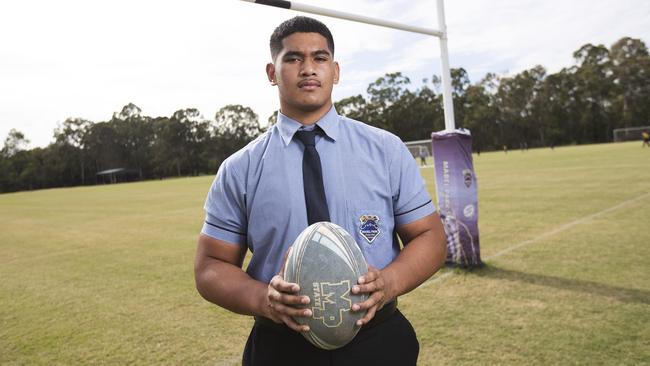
[432,130,482,267]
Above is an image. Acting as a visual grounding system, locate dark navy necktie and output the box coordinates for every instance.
[294,129,330,225]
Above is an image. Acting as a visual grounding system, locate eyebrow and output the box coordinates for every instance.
[282,49,332,59]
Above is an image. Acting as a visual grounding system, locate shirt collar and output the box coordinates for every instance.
[277,105,340,146]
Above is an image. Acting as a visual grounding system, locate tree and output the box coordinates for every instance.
[365,72,412,131]
[495,65,546,148]
[53,118,93,184]
[570,44,615,142]
[211,104,263,166]
[113,102,142,121]
[610,37,650,128]
[1,129,30,158]
[84,121,123,175]
[111,103,154,179]
[152,108,211,177]
[450,68,471,131]
[214,105,263,164]
[391,84,444,140]
[335,95,369,122]
[461,74,500,150]
[538,68,579,146]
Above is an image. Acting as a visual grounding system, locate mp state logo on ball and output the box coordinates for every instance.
[359,215,380,243]
[311,280,352,327]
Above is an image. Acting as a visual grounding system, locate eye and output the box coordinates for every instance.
[285,56,301,63]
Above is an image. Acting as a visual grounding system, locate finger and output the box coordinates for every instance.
[352,280,382,295]
[269,291,310,306]
[270,275,300,293]
[281,315,310,333]
[272,302,313,318]
[356,304,378,326]
[358,266,378,285]
[265,310,284,324]
[352,291,384,312]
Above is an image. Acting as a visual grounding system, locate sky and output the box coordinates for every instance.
[1,0,649,148]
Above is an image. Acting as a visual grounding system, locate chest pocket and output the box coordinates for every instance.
[345,201,394,251]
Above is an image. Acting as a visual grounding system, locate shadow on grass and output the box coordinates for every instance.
[466,264,650,306]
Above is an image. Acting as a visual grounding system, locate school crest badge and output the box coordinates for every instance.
[359,215,380,244]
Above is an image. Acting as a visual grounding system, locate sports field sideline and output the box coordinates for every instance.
[1,141,648,365]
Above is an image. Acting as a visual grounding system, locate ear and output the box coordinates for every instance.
[266,63,277,85]
[333,61,340,85]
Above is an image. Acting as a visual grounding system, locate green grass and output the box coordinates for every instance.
[1,142,649,365]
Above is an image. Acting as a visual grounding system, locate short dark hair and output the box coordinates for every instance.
[270,16,335,60]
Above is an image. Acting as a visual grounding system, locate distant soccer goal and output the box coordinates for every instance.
[405,139,432,158]
[613,126,650,142]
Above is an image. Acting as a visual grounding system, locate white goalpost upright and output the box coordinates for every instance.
[239,0,457,131]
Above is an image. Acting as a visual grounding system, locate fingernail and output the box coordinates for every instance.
[302,296,310,304]
[304,310,312,316]
[356,320,363,326]
[303,326,310,332]
[358,277,365,284]
[352,286,359,293]
[352,304,359,311]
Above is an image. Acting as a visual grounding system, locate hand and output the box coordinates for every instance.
[350,265,392,326]
[263,248,312,332]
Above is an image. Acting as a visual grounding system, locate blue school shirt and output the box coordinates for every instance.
[202,106,435,283]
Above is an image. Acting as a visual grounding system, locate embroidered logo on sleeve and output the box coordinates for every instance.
[359,215,380,244]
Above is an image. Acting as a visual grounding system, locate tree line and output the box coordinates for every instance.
[335,36,650,150]
[2,36,649,193]
[0,104,262,192]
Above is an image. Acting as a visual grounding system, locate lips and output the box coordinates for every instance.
[298,79,321,89]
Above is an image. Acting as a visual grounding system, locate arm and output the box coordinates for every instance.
[384,211,447,297]
[194,234,312,331]
[351,212,447,324]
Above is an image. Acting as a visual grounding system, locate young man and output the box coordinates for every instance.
[194,16,447,366]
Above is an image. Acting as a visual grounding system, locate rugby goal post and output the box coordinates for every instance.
[239,0,457,131]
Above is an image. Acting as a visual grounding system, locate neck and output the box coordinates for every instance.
[280,102,333,126]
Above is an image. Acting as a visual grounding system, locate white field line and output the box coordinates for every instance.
[422,190,650,289]
[485,191,650,260]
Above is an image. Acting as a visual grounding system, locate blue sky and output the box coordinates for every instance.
[1,0,649,147]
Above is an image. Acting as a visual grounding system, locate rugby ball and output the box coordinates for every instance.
[284,222,368,350]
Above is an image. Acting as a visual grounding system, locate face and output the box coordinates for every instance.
[266,32,340,121]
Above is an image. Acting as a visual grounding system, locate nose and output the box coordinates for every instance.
[300,59,316,77]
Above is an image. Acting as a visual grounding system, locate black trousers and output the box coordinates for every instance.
[242,310,419,366]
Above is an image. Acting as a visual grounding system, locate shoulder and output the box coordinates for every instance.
[219,128,277,174]
[337,115,405,151]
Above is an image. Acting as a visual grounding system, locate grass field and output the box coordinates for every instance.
[1,142,649,365]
